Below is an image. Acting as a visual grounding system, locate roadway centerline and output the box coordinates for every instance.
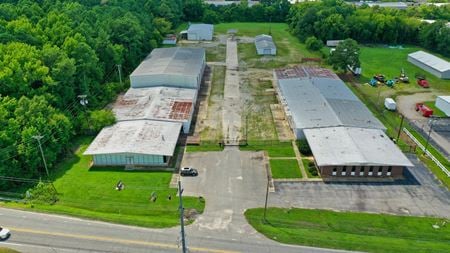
[9,226,241,253]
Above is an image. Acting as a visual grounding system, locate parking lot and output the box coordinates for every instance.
[180,147,269,240]
[270,154,450,218]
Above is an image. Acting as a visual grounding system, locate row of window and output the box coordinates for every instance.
[331,166,393,176]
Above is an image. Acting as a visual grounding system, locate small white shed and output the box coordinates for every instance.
[255,34,276,55]
[436,96,450,116]
[184,24,214,41]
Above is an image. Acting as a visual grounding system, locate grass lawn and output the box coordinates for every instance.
[1,137,204,228]
[269,159,302,179]
[423,101,446,117]
[186,144,223,152]
[240,141,295,157]
[359,45,450,93]
[302,158,320,178]
[245,208,450,253]
[215,23,320,69]
[0,248,21,253]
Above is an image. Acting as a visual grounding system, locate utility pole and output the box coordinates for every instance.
[423,117,435,155]
[263,174,270,222]
[178,181,188,253]
[396,114,404,141]
[117,64,123,86]
[78,95,88,106]
[32,135,57,192]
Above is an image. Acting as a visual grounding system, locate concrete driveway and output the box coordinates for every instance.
[270,154,450,218]
[181,147,268,240]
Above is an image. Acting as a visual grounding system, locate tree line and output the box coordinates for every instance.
[0,0,186,190]
[288,0,450,57]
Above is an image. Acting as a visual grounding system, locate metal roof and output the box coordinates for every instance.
[113,87,196,123]
[276,66,385,130]
[255,34,276,50]
[130,47,205,77]
[84,120,181,156]
[438,96,450,103]
[278,78,341,129]
[304,127,413,167]
[188,24,213,34]
[408,51,450,72]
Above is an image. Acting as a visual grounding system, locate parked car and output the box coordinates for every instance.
[180,167,198,176]
[0,227,10,240]
[415,103,433,117]
[417,77,430,88]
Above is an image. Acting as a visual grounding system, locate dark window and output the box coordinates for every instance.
[342,166,347,172]
[332,167,337,172]
[369,166,373,172]
[163,156,167,163]
[351,166,356,172]
[388,166,392,172]
[378,167,383,172]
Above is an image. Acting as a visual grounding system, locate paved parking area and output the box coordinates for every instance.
[181,147,268,240]
[270,154,450,218]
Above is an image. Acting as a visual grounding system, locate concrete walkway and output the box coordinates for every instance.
[223,38,242,145]
[292,140,309,179]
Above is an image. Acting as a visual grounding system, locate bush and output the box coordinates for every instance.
[305,36,324,51]
[298,139,312,156]
[307,161,318,176]
[26,182,58,204]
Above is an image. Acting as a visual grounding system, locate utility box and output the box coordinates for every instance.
[436,96,450,116]
[384,98,397,111]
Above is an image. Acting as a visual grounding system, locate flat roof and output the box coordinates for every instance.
[255,34,276,50]
[276,66,385,130]
[84,120,181,156]
[408,51,450,72]
[130,47,205,77]
[304,127,413,167]
[113,87,196,123]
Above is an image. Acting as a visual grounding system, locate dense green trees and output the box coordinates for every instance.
[288,1,450,57]
[0,0,182,190]
[329,39,361,71]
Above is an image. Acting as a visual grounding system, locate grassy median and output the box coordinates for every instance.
[245,208,450,253]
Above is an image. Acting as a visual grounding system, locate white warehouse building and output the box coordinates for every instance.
[113,87,198,134]
[255,34,277,55]
[408,51,450,79]
[130,47,206,89]
[84,120,182,166]
[436,96,450,116]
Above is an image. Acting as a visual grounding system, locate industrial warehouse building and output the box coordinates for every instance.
[436,96,450,116]
[255,34,276,55]
[85,47,206,167]
[130,47,206,89]
[274,66,413,179]
[113,86,197,133]
[408,51,450,79]
[84,120,182,166]
[181,24,214,41]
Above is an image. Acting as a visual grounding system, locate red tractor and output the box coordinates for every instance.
[416,76,430,88]
[415,103,433,117]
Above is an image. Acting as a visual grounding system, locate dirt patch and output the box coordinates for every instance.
[397,93,437,120]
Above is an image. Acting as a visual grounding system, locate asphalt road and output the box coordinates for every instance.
[0,207,351,253]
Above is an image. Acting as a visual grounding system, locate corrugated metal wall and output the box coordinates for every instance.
[92,153,166,166]
[130,74,198,89]
[407,56,444,79]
